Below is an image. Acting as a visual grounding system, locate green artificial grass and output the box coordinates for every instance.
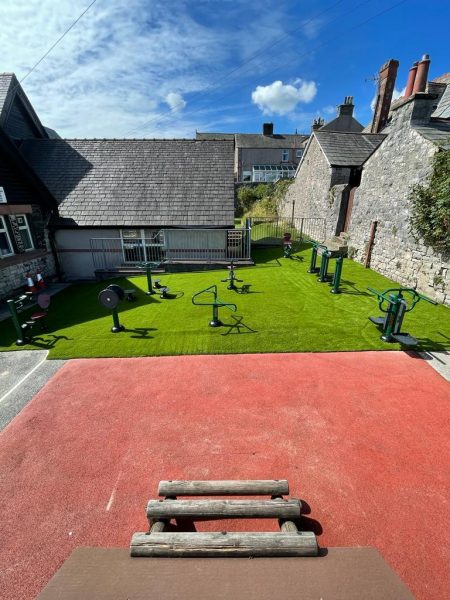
[1,245,449,359]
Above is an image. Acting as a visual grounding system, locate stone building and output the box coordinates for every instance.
[278,98,385,238]
[0,74,59,299]
[197,123,309,182]
[279,56,450,306]
[348,58,450,305]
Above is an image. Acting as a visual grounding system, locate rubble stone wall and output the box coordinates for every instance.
[349,119,449,305]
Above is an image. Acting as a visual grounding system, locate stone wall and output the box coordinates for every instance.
[348,102,449,305]
[0,246,56,300]
[278,136,343,238]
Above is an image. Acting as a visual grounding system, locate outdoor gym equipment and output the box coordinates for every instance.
[192,284,237,327]
[308,242,344,294]
[221,260,243,291]
[98,284,125,333]
[139,261,161,295]
[7,292,51,346]
[283,232,294,258]
[368,287,437,346]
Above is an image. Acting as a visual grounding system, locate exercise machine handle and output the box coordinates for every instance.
[191,285,237,311]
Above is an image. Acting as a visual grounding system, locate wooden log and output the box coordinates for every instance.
[280,520,298,532]
[147,499,301,520]
[158,480,289,497]
[130,531,318,557]
[150,520,167,533]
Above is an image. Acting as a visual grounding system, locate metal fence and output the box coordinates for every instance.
[90,228,251,270]
[249,216,326,245]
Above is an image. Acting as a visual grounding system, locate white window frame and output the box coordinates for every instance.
[282,149,289,162]
[296,149,303,159]
[16,214,34,251]
[0,215,14,257]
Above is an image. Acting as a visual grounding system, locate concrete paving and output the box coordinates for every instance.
[419,350,450,382]
[0,350,65,431]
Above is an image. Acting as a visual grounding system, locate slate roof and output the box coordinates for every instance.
[196,132,235,140]
[414,121,450,148]
[0,73,14,118]
[314,131,386,166]
[196,131,309,148]
[431,81,450,119]
[235,133,308,148]
[20,139,235,228]
[319,115,364,133]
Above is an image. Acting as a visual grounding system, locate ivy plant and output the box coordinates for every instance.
[409,147,450,255]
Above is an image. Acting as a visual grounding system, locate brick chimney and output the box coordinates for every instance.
[311,117,324,130]
[412,54,431,94]
[337,96,354,117]
[371,58,399,133]
[262,122,274,136]
[404,61,418,98]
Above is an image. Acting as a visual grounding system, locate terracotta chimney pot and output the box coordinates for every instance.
[404,61,418,98]
[413,54,431,94]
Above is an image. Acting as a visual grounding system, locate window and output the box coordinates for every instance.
[296,149,303,159]
[0,216,14,257]
[282,149,289,162]
[242,171,252,182]
[16,214,34,251]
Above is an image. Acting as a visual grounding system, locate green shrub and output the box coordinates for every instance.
[410,148,450,255]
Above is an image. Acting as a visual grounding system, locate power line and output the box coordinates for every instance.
[18,0,99,86]
[132,0,410,136]
[124,0,351,136]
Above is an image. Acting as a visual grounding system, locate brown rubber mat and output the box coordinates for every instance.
[36,547,414,599]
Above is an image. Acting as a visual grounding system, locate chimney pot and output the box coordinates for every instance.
[404,61,419,98]
[262,122,274,136]
[413,54,431,94]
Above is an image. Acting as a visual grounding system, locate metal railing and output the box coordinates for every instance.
[90,228,251,270]
[249,216,326,245]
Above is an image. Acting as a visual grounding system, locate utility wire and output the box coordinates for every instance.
[132,0,409,136]
[18,0,99,86]
[123,0,352,136]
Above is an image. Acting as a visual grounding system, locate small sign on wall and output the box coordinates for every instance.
[0,187,7,204]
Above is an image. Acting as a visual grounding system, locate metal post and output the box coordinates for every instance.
[145,266,154,295]
[7,299,29,346]
[317,251,330,282]
[299,218,304,243]
[381,294,399,342]
[111,307,124,333]
[210,304,221,327]
[308,245,319,273]
[331,256,343,294]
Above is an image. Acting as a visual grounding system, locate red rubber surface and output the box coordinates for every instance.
[0,351,449,600]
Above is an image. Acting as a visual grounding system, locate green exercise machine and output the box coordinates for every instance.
[98,284,126,333]
[368,287,437,346]
[221,260,243,291]
[139,261,161,295]
[192,284,237,327]
[308,242,344,294]
[7,293,51,346]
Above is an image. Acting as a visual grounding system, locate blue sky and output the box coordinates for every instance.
[0,0,448,138]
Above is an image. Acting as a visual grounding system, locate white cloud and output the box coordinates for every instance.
[165,92,186,112]
[251,79,317,115]
[370,87,405,111]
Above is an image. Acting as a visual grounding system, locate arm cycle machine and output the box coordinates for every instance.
[368,287,437,346]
